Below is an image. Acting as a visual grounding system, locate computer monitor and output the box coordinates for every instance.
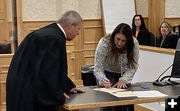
[171,38,180,78]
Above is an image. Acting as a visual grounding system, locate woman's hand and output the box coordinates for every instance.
[103,79,111,88]
[112,80,127,89]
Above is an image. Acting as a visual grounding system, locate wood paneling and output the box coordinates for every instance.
[83,49,95,65]
[82,19,103,68]
[84,27,102,43]
[143,17,148,29]
[22,21,54,39]
[164,17,180,26]
[0,10,5,19]
[0,0,8,43]
[148,0,165,37]
[0,54,13,66]
[0,65,9,111]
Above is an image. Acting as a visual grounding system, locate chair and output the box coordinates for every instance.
[0,43,11,54]
[81,65,97,86]
[149,32,155,46]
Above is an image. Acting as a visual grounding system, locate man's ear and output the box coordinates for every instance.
[69,23,74,27]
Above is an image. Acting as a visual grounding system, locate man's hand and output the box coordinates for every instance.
[64,88,85,99]
[69,87,85,93]
[112,80,127,89]
[63,92,70,99]
[103,79,111,88]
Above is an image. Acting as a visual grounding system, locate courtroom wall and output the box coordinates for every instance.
[136,0,148,17]
[135,0,180,18]
[22,0,101,21]
[165,0,180,17]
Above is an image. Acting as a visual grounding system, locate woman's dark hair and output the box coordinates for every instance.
[111,23,136,68]
[132,14,147,36]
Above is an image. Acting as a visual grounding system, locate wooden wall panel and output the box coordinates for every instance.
[83,43,100,49]
[67,51,75,80]
[0,20,8,42]
[0,10,5,19]
[148,0,165,36]
[0,0,5,12]
[66,43,75,52]
[0,65,9,111]
[0,54,13,66]
[84,27,102,43]
[0,20,5,42]
[164,17,180,26]
[143,17,148,29]
[83,57,95,65]
[82,19,103,68]
[0,0,8,43]
[22,21,54,39]
[83,49,95,65]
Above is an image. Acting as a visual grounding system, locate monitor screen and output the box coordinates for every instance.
[171,38,180,78]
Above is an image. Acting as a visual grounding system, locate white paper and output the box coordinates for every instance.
[93,87,127,93]
[133,90,167,98]
[93,88,136,97]
[111,91,136,97]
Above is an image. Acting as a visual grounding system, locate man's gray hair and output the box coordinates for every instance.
[57,10,83,26]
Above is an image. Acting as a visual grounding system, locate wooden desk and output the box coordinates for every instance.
[63,82,180,111]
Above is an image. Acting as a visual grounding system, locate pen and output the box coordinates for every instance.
[99,77,107,81]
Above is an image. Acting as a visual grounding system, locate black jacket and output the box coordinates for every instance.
[136,30,155,46]
[156,34,180,49]
[6,23,75,111]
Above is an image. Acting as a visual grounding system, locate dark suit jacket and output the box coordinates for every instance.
[6,23,75,111]
[136,30,154,46]
[156,34,180,49]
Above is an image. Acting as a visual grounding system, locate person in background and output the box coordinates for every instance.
[94,23,139,111]
[6,10,85,111]
[132,14,154,46]
[156,21,180,49]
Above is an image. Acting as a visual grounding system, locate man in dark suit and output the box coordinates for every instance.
[6,10,85,111]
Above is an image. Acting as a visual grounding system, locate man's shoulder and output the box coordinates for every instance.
[35,23,57,34]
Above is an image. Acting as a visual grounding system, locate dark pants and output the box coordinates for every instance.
[100,71,134,111]
[104,70,121,86]
[100,105,134,111]
[34,104,60,111]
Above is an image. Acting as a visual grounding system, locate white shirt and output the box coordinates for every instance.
[57,23,67,39]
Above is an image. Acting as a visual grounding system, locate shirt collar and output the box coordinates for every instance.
[57,23,67,39]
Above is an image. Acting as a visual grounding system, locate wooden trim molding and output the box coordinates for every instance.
[139,45,175,55]
[16,0,23,45]
[63,97,165,110]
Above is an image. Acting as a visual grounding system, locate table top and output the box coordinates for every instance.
[63,82,180,110]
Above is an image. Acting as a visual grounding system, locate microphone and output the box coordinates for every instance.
[165,69,180,85]
[152,64,173,86]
